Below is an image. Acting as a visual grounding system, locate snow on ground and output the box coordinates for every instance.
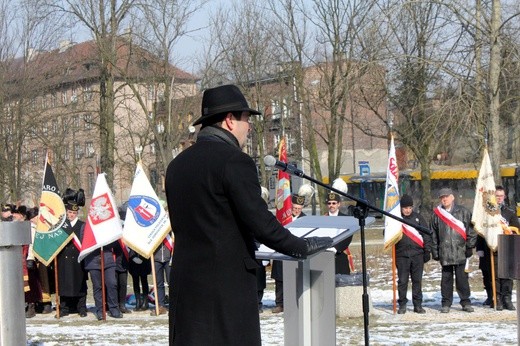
[26,226,519,345]
[26,283,518,346]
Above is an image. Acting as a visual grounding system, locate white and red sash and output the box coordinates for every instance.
[434,206,467,240]
[402,223,424,247]
[72,234,82,252]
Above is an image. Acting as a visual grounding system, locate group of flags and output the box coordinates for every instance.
[32,154,172,266]
[382,139,504,252]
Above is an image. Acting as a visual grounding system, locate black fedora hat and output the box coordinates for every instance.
[193,84,261,126]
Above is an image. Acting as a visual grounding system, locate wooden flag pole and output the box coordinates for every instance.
[151,258,159,316]
[101,247,106,320]
[490,250,497,310]
[54,257,60,319]
[392,246,397,314]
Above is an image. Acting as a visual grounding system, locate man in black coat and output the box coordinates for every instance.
[395,194,431,314]
[431,187,476,313]
[476,185,519,310]
[165,84,332,346]
[56,200,88,318]
[324,192,353,274]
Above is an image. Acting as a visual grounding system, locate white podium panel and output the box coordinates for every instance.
[256,216,375,346]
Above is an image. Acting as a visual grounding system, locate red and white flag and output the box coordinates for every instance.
[383,136,403,250]
[275,137,292,226]
[122,162,172,258]
[78,173,123,262]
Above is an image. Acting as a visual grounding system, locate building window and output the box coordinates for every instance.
[83,85,93,101]
[62,91,68,105]
[52,119,59,135]
[41,96,48,109]
[72,115,80,129]
[32,150,38,165]
[147,85,155,100]
[74,142,82,159]
[88,171,95,195]
[42,123,48,136]
[85,141,94,158]
[64,146,70,161]
[84,113,92,130]
[51,93,57,107]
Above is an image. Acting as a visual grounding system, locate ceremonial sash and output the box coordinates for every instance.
[402,224,424,247]
[72,234,82,252]
[343,248,355,272]
[434,206,466,240]
[163,234,174,253]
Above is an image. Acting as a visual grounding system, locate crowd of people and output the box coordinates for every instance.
[0,193,172,320]
[1,84,517,346]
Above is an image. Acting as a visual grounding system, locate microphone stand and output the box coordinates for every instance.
[275,164,431,346]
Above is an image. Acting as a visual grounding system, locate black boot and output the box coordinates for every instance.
[142,294,149,310]
[134,294,143,311]
[503,294,516,311]
[120,303,132,313]
[483,289,492,305]
[26,303,36,318]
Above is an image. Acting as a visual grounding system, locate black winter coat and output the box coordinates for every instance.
[396,211,431,258]
[476,204,520,259]
[431,204,477,266]
[165,126,307,346]
[57,219,87,297]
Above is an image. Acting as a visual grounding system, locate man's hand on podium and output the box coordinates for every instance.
[305,237,334,256]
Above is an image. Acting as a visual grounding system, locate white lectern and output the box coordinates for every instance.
[256,216,374,346]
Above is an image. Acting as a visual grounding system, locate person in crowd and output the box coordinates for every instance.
[114,241,131,314]
[324,192,354,274]
[128,250,151,312]
[17,206,42,318]
[431,187,477,313]
[395,195,431,314]
[271,194,307,314]
[56,194,88,318]
[476,185,519,311]
[151,235,172,316]
[164,84,332,345]
[1,203,13,221]
[84,241,122,320]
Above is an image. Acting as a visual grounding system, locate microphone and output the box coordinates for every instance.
[263,155,304,177]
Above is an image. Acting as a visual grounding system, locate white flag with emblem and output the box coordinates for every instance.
[383,136,403,250]
[471,148,502,251]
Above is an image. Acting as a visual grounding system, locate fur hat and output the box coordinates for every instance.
[193,84,261,126]
[400,194,414,208]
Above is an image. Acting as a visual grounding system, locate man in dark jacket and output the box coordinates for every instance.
[324,192,353,274]
[56,200,88,318]
[84,241,122,320]
[476,185,519,310]
[165,84,332,346]
[431,188,477,313]
[396,194,431,314]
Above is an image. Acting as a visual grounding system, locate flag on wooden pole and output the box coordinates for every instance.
[33,153,71,266]
[471,148,502,251]
[383,136,403,250]
[78,173,123,262]
[123,162,172,258]
[275,137,292,226]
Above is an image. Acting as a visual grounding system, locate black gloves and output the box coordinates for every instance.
[433,254,439,261]
[305,237,333,256]
[26,260,35,270]
[465,248,473,258]
[423,252,431,263]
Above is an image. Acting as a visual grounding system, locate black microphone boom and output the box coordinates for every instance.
[263,155,304,177]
